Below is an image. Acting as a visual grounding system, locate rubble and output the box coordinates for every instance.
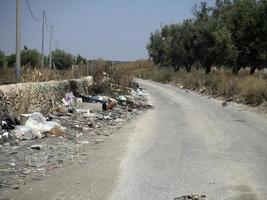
[221,101,228,107]
[0,82,151,195]
[174,194,207,200]
[30,144,42,150]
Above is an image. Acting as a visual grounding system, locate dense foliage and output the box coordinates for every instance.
[21,49,40,67]
[0,50,6,68]
[147,0,267,74]
[1,49,78,70]
[51,49,74,70]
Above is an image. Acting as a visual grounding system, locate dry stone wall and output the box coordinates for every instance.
[0,76,93,116]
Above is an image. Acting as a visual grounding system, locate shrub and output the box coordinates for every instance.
[21,49,40,67]
[237,76,267,105]
[0,50,6,68]
[52,49,73,70]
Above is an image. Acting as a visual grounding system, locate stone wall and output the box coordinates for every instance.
[0,76,93,116]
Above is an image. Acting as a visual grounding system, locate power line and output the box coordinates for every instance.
[44,13,50,32]
[54,22,162,32]
[25,0,41,21]
[51,28,58,49]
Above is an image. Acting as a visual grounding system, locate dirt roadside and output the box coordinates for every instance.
[0,109,145,200]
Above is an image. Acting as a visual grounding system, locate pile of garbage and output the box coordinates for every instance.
[0,82,151,193]
[0,82,150,144]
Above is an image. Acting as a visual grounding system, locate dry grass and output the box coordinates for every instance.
[2,59,266,106]
[0,59,135,88]
[237,76,267,105]
[134,64,267,105]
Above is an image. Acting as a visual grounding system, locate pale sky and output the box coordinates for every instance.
[0,0,214,61]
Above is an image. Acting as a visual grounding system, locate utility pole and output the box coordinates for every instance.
[41,11,45,68]
[49,25,53,69]
[15,0,21,82]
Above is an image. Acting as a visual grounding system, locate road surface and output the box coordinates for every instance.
[6,79,267,200]
[110,80,267,200]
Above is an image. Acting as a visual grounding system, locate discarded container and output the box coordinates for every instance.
[77,102,103,112]
[131,88,144,97]
[11,125,42,140]
[118,95,127,102]
[11,112,64,140]
[63,92,77,107]
[19,114,30,126]
[30,144,42,150]
[136,88,144,97]
[49,125,65,137]
[107,100,117,110]
[25,112,62,133]
[80,95,107,111]
[1,113,19,130]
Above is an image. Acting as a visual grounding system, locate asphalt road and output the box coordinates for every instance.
[109,79,267,200]
[5,79,267,200]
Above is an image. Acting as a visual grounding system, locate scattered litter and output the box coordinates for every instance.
[63,92,76,107]
[0,80,151,193]
[49,125,65,137]
[30,144,42,150]
[25,112,63,134]
[174,194,207,200]
[136,88,144,97]
[2,132,9,139]
[10,112,64,140]
[222,101,227,107]
[19,114,30,126]
[1,113,19,130]
[79,141,90,145]
[94,138,105,144]
[11,125,42,140]
[107,99,117,110]
[118,95,127,102]
[78,102,102,112]
[11,185,19,190]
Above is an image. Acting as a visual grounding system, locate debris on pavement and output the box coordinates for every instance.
[30,144,42,150]
[221,101,228,107]
[174,194,207,200]
[0,82,151,195]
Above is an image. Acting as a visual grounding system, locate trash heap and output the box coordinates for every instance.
[0,82,150,144]
[0,81,151,192]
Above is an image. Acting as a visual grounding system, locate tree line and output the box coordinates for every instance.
[0,49,87,70]
[147,0,267,74]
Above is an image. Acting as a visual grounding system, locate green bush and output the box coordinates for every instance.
[52,49,73,70]
[0,50,6,68]
[21,49,40,67]
[6,54,15,68]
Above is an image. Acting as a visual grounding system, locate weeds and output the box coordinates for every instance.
[134,63,267,105]
[2,59,267,106]
[0,59,135,87]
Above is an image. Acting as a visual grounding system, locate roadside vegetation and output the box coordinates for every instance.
[147,0,267,75]
[1,0,267,106]
[134,61,267,106]
[142,0,267,106]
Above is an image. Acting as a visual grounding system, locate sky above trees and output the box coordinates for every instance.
[0,0,214,61]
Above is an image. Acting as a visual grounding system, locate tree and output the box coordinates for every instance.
[147,0,267,74]
[0,50,6,68]
[21,49,41,67]
[52,49,73,70]
[6,54,15,68]
[76,54,87,65]
[222,0,264,74]
[147,31,165,65]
